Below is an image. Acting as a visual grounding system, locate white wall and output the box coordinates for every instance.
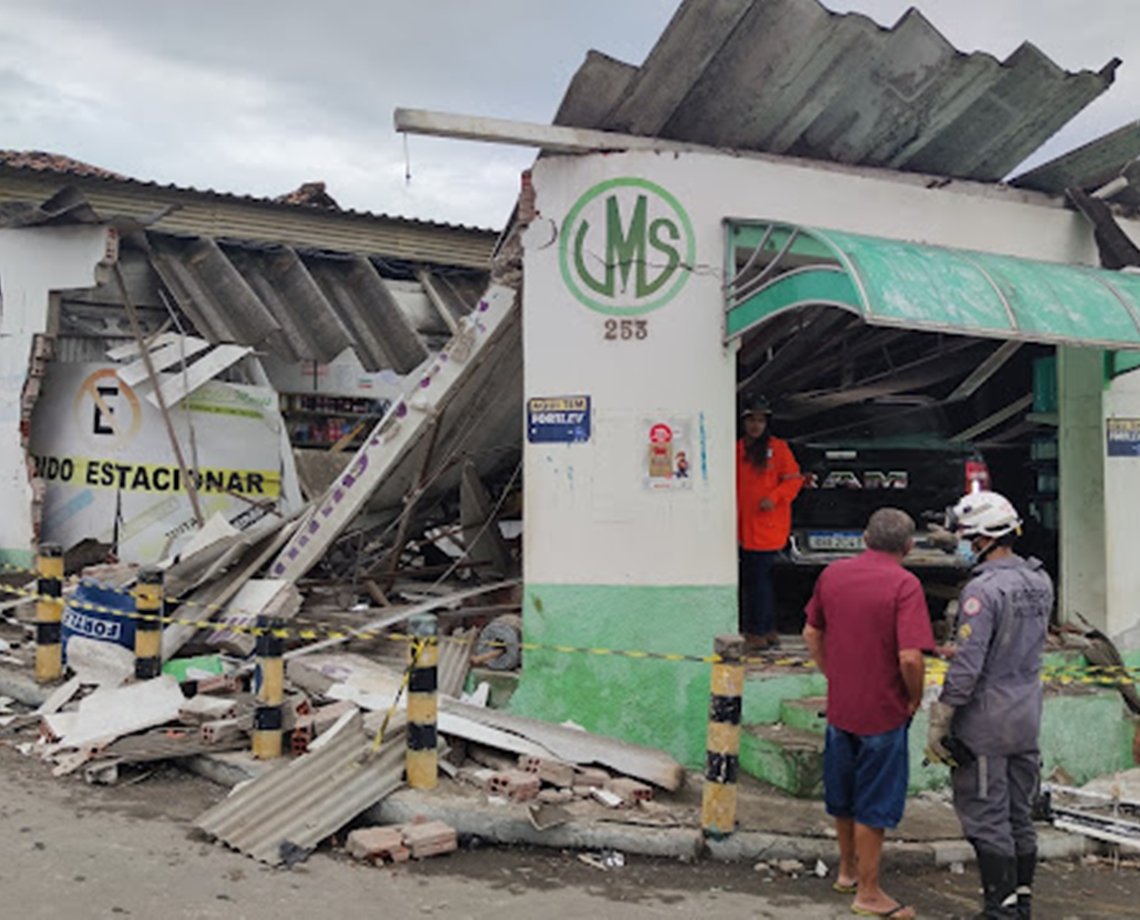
[1104,368,1140,646]
[0,225,115,561]
[524,157,738,587]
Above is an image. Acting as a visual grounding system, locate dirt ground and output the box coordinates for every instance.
[1,742,1138,920]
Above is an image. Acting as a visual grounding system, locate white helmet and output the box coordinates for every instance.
[949,490,1022,540]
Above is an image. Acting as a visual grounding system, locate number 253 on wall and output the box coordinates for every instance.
[603,319,648,341]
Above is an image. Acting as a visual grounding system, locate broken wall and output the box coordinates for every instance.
[0,224,117,567]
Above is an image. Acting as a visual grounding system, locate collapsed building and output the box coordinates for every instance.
[3,0,1140,861]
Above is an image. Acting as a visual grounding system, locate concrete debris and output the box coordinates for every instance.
[590,788,625,809]
[528,802,571,831]
[776,859,805,875]
[178,695,238,724]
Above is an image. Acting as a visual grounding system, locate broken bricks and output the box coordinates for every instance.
[346,826,409,864]
[605,777,654,804]
[518,754,575,788]
[487,768,541,802]
[346,821,457,864]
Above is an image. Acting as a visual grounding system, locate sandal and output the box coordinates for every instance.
[833,881,858,894]
[850,904,915,918]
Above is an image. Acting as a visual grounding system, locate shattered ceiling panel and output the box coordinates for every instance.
[557,0,1118,183]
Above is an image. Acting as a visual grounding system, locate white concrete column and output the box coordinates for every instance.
[1057,346,1107,632]
[1103,368,1140,647]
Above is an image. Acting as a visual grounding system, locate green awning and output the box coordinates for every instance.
[725,222,1140,351]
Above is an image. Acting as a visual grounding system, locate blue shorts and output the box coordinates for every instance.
[823,723,909,829]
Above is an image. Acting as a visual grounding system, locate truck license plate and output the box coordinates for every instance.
[806,531,864,551]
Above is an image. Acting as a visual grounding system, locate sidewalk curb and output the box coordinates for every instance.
[363,787,1098,866]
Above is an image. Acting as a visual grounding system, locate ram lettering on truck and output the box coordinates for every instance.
[803,470,908,490]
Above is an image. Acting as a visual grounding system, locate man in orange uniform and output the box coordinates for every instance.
[736,396,803,649]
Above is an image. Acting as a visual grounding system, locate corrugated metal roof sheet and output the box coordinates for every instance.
[1011,120,1140,205]
[555,0,1118,183]
[2,188,487,375]
[146,233,439,374]
[0,168,497,269]
[194,711,405,865]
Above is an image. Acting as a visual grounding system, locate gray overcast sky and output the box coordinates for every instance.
[0,1,1136,229]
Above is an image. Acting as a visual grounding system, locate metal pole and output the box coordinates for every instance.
[701,634,745,838]
[252,616,285,759]
[406,614,439,789]
[133,567,163,680]
[34,544,64,683]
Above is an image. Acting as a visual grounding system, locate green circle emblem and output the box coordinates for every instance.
[559,178,695,316]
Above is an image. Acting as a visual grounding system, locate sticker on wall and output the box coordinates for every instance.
[527,395,591,443]
[644,417,693,491]
[1107,418,1140,457]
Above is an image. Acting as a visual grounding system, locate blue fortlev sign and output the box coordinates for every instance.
[527,396,591,444]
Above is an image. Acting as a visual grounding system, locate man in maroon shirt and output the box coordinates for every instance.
[803,508,933,919]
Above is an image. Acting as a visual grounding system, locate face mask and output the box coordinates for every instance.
[957,539,977,566]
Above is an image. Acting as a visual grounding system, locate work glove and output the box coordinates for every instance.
[924,700,958,767]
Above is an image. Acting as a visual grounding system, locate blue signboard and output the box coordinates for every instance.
[1107,418,1140,457]
[527,395,591,444]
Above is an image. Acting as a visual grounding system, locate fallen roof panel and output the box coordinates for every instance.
[1012,120,1140,196]
[193,712,405,865]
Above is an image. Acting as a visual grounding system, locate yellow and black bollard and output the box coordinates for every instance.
[34,543,64,684]
[252,615,285,760]
[133,567,164,680]
[701,633,745,838]
[406,614,439,789]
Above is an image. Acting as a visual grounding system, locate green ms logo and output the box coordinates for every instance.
[559,178,695,316]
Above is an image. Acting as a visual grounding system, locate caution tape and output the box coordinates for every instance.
[4,562,1140,682]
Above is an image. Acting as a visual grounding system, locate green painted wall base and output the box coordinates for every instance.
[741,723,824,798]
[740,672,1137,796]
[510,582,735,767]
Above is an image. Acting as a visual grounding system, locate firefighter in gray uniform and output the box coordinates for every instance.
[926,490,1053,920]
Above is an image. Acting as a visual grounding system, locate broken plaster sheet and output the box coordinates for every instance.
[288,653,552,759]
[45,674,185,750]
[65,636,135,687]
[115,335,212,388]
[143,344,252,409]
[106,332,187,363]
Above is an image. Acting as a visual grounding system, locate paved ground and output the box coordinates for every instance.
[2,743,1139,919]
